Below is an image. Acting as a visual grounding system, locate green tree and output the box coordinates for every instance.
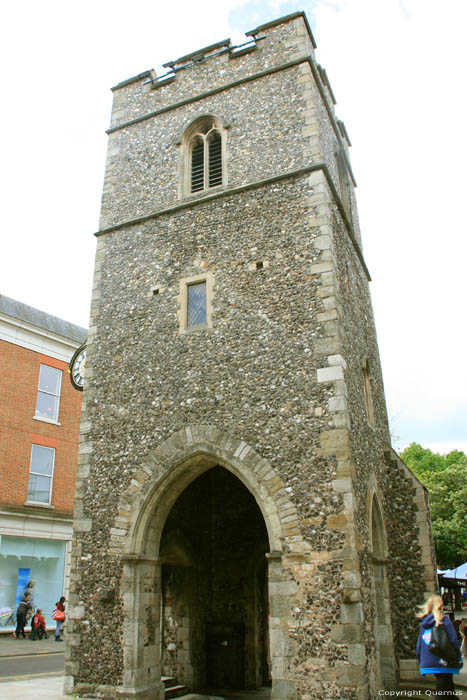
[401,443,467,568]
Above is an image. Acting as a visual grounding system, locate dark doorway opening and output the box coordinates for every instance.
[159,466,270,692]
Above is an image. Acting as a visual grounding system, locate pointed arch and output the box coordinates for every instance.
[119,425,298,558]
[367,481,397,691]
[370,493,388,559]
[115,425,302,699]
[180,116,227,197]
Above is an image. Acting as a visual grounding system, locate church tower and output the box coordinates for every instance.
[67,13,437,700]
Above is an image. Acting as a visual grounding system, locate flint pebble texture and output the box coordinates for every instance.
[67,12,437,700]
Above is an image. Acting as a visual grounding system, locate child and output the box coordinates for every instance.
[30,608,47,640]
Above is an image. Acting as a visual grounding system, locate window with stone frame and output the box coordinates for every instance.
[35,364,62,422]
[178,272,214,333]
[335,149,352,222]
[187,281,207,327]
[27,444,55,505]
[362,358,375,427]
[182,117,225,195]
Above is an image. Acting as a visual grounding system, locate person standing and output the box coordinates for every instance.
[459,618,467,657]
[53,596,66,642]
[416,594,462,697]
[13,593,32,639]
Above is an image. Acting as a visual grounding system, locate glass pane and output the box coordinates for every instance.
[0,536,66,630]
[27,474,52,503]
[35,392,59,421]
[38,365,61,395]
[187,282,207,326]
[31,445,55,476]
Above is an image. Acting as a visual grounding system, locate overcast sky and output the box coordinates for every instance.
[1,0,466,455]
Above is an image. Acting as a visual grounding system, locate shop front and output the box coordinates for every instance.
[0,514,72,632]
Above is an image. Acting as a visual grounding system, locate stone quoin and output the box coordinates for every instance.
[66,12,437,700]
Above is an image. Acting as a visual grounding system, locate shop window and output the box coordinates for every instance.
[35,365,62,422]
[0,536,66,631]
[27,445,55,505]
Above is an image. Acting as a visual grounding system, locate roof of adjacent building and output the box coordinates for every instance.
[0,294,87,344]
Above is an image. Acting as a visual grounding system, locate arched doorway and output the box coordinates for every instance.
[370,495,396,689]
[117,428,300,700]
[159,466,270,692]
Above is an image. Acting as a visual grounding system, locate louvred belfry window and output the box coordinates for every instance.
[208,131,222,187]
[191,137,204,192]
[189,125,223,193]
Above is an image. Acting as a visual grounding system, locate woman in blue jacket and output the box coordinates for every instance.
[416,594,462,696]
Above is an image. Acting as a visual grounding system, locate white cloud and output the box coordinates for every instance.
[1,0,465,452]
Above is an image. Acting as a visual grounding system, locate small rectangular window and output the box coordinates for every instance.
[27,445,55,505]
[35,365,62,422]
[187,281,207,327]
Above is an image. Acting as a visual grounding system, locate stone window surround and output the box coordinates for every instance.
[178,115,228,199]
[362,357,375,428]
[335,149,352,223]
[177,272,214,334]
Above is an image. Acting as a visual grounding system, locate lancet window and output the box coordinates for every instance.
[183,117,225,195]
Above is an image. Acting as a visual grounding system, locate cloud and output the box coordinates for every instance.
[1,0,465,452]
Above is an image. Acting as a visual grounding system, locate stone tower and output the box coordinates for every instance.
[67,12,437,700]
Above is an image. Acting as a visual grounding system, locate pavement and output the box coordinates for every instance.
[0,631,73,699]
[0,631,466,700]
[0,631,64,656]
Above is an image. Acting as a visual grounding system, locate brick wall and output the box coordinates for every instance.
[0,339,82,513]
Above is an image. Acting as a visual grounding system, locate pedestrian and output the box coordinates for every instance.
[52,596,66,642]
[30,608,47,640]
[460,618,467,657]
[416,594,462,697]
[12,593,32,639]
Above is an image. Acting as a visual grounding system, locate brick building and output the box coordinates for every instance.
[67,12,437,700]
[0,295,86,631]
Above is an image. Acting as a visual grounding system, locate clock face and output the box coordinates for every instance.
[69,343,87,391]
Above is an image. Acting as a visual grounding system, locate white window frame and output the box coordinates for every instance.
[34,364,62,424]
[26,444,55,506]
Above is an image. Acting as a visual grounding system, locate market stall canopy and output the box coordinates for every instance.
[438,562,467,587]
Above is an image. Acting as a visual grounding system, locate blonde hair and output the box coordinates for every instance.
[417,595,444,626]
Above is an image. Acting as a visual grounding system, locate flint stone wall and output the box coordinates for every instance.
[66,12,437,700]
